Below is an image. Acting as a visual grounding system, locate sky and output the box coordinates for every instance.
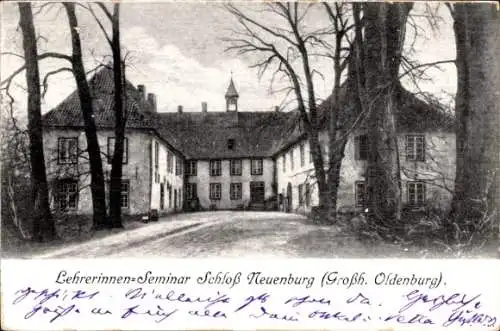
[0,2,457,117]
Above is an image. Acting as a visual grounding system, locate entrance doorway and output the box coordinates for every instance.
[286,182,292,212]
[250,181,265,203]
[160,183,165,210]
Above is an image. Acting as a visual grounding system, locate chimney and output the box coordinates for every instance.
[275,105,280,112]
[177,105,183,113]
[201,101,208,112]
[137,84,146,101]
[147,93,157,112]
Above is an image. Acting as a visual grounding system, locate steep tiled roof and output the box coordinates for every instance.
[156,111,295,159]
[43,67,454,160]
[43,66,158,130]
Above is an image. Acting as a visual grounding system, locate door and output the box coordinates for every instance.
[286,182,292,212]
[160,183,165,210]
[174,189,177,211]
[250,181,265,203]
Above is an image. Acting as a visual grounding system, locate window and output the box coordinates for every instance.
[282,155,286,173]
[58,137,78,164]
[309,145,314,164]
[167,151,174,173]
[186,160,197,176]
[305,183,311,207]
[406,135,425,161]
[209,183,221,200]
[175,156,182,175]
[55,180,78,211]
[250,159,263,175]
[186,183,197,199]
[298,184,304,206]
[120,181,129,208]
[230,183,242,200]
[355,135,369,160]
[355,181,366,208]
[227,139,235,150]
[210,160,222,176]
[230,159,242,176]
[154,141,159,183]
[107,137,128,164]
[290,150,294,171]
[407,181,426,206]
[300,143,305,167]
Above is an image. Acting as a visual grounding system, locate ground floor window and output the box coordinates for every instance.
[120,181,129,208]
[186,183,197,199]
[210,183,221,200]
[55,179,78,211]
[355,181,366,208]
[407,181,426,206]
[298,184,304,206]
[230,183,242,200]
[305,183,311,207]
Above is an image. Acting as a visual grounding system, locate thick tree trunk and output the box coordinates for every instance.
[64,3,109,229]
[361,3,412,225]
[108,4,125,228]
[18,3,57,242]
[450,3,499,240]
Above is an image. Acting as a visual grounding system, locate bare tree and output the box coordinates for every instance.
[447,3,499,242]
[225,3,355,222]
[63,3,109,229]
[352,2,413,228]
[322,3,358,222]
[17,3,57,242]
[87,2,126,228]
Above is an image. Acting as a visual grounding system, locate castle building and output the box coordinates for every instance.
[42,67,455,217]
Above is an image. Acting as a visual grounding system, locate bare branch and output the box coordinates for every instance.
[85,4,112,47]
[42,67,73,98]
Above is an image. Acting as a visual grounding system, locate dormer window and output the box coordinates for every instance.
[227,139,235,150]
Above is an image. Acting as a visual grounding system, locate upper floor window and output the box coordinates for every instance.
[227,139,235,150]
[175,156,182,175]
[209,183,222,200]
[406,135,425,161]
[107,137,128,164]
[167,151,174,173]
[407,181,426,206]
[210,159,222,176]
[282,155,286,173]
[355,181,366,208]
[354,134,369,160]
[55,179,78,211]
[299,143,305,167]
[230,183,242,200]
[230,159,242,176]
[309,144,314,164]
[186,160,197,176]
[250,159,263,175]
[290,150,294,171]
[58,137,78,164]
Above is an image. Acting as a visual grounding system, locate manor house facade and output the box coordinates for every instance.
[42,67,456,217]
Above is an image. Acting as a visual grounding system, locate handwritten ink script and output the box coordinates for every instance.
[5,268,498,330]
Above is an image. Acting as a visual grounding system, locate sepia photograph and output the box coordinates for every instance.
[1,1,499,260]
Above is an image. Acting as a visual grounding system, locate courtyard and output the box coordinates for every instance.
[2,211,494,259]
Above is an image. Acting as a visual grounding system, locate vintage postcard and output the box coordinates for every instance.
[1,1,499,330]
